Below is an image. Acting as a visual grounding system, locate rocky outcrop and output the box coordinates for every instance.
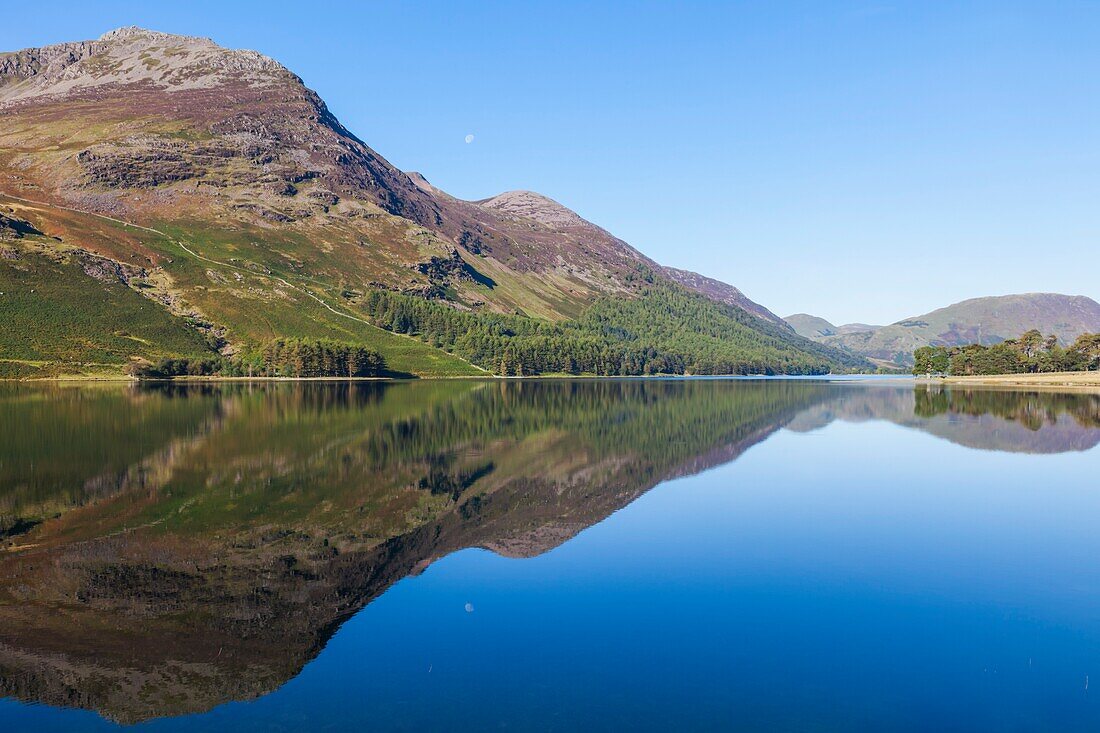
[0,40,101,83]
[77,146,201,188]
[478,189,592,229]
[0,27,291,104]
[72,249,146,285]
[0,212,42,240]
[414,247,495,288]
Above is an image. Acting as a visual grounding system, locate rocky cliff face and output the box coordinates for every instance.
[0,210,41,239]
[0,27,290,101]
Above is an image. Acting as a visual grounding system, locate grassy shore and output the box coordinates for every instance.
[923,371,1100,390]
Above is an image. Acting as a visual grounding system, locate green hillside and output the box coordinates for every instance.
[0,215,483,378]
[0,28,867,380]
[0,247,211,378]
[784,313,837,339]
[0,204,862,379]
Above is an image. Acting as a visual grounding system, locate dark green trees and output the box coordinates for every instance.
[912,331,1100,376]
[360,284,862,376]
[1073,333,1100,371]
[132,339,386,379]
[258,339,386,378]
[913,346,950,375]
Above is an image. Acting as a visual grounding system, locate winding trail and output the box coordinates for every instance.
[1,192,487,372]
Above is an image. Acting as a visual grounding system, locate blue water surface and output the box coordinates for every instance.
[1,381,1098,730]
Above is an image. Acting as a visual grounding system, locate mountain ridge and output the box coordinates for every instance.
[1,26,841,376]
[786,293,1100,367]
[411,170,786,324]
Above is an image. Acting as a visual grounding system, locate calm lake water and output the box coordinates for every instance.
[1,379,1099,731]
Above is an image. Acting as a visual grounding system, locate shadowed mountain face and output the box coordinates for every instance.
[0,379,1097,723]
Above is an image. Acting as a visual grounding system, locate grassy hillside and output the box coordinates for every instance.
[0,201,483,378]
[0,197,861,378]
[0,28,850,379]
[0,247,212,377]
[784,313,837,339]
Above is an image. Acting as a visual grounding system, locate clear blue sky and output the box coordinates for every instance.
[4,1,1099,325]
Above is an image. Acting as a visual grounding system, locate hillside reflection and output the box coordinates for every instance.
[0,380,1097,722]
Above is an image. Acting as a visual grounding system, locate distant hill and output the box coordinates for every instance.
[795,294,1100,367]
[784,314,879,340]
[835,322,881,335]
[785,314,837,339]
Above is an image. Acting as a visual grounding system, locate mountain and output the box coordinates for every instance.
[662,266,785,324]
[785,313,838,338]
[784,313,881,340]
[791,294,1100,367]
[0,27,852,377]
[835,322,881,335]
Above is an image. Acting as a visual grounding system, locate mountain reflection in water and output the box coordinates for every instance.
[0,379,1097,724]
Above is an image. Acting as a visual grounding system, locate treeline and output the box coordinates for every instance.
[913,330,1100,376]
[361,288,621,375]
[256,338,385,378]
[359,280,863,376]
[129,338,386,379]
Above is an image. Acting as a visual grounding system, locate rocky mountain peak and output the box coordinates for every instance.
[97,26,214,45]
[0,26,292,105]
[478,190,591,229]
[406,171,449,198]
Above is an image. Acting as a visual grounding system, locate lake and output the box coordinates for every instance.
[1,378,1099,731]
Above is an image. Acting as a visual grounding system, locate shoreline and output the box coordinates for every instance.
[917,371,1100,391]
[4,371,1097,389]
[1,372,908,384]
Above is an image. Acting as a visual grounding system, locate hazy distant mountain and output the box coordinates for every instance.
[0,27,846,376]
[835,322,881,335]
[785,313,837,338]
[794,293,1100,366]
[784,314,879,340]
